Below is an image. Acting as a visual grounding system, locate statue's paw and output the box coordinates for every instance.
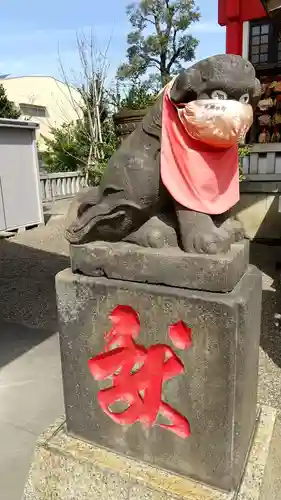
[146,228,167,248]
[182,228,231,255]
[124,216,178,248]
[221,218,245,243]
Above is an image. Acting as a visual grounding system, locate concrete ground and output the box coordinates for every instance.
[0,198,281,499]
[0,200,70,500]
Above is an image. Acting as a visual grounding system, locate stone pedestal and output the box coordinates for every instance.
[23,407,281,500]
[55,240,262,493]
[70,239,250,292]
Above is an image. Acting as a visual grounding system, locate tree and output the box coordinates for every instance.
[107,77,157,111]
[42,116,118,186]
[41,30,118,183]
[117,0,200,88]
[80,73,109,125]
[56,33,106,180]
[0,84,21,119]
[42,31,120,183]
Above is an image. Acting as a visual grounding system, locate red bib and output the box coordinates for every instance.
[160,89,240,215]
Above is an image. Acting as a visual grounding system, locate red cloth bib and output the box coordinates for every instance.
[160,89,240,215]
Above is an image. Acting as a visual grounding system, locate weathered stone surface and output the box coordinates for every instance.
[65,55,260,254]
[55,265,262,491]
[23,406,281,500]
[70,239,249,292]
[123,215,179,248]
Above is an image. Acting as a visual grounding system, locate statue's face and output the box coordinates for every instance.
[169,55,260,149]
[176,92,254,149]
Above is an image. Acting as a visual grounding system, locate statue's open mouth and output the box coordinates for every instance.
[176,99,254,149]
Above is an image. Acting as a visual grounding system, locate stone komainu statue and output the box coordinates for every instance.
[66,54,261,254]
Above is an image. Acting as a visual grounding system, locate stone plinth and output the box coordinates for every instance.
[70,240,249,293]
[23,406,281,500]
[55,262,262,492]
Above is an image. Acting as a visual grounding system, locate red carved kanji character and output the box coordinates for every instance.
[88,305,192,439]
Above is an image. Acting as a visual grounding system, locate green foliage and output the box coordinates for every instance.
[120,83,156,110]
[88,118,118,185]
[110,79,157,111]
[41,121,88,173]
[79,74,109,129]
[41,117,118,185]
[41,72,119,184]
[0,84,21,119]
[238,144,252,182]
[117,0,200,86]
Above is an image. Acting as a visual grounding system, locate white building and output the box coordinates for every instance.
[0,75,83,149]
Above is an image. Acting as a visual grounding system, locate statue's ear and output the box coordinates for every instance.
[169,68,202,104]
[252,77,262,110]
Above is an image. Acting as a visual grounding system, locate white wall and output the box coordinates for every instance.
[0,76,83,149]
[242,22,250,59]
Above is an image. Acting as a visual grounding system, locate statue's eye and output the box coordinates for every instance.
[239,93,250,104]
[211,90,228,100]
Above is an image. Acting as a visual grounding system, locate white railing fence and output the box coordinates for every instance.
[243,144,281,180]
[40,172,87,202]
[41,145,281,203]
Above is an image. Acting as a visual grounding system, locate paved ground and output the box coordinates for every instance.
[0,199,280,499]
[0,201,70,500]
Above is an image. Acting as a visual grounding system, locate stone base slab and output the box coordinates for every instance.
[70,239,249,292]
[22,406,281,500]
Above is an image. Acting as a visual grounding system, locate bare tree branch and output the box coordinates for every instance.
[57,44,83,124]
[167,45,184,72]
[142,16,156,26]
[56,29,112,177]
[143,55,161,68]
[164,0,173,39]
[172,27,178,56]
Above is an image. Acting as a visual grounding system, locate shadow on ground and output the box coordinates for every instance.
[250,242,281,369]
[0,236,280,374]
[0,238,69,369]
[0,321,54,370]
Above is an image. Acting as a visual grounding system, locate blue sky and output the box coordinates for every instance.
[0,0,226,81]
